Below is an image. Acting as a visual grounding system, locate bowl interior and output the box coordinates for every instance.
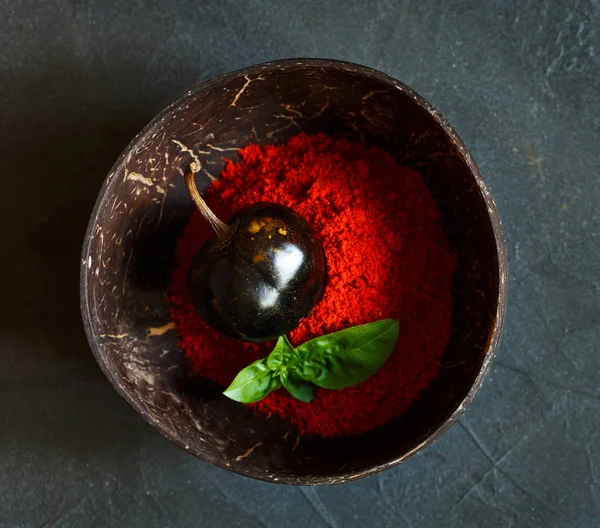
[81,60,506,485]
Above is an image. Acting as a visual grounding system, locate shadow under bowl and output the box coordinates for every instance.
[81,59,507,485]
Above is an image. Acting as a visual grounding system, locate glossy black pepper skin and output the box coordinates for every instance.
[188,203,326,342]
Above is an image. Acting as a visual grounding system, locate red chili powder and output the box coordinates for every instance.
[169,133,456,437]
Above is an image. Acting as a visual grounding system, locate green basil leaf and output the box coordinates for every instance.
[281,371,316,403]
[223,359,278,403]
[269,374,283,392]
[266,335,297,371]
[294,319,399,389]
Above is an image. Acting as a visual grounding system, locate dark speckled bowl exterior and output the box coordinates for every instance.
[80,59,507,485]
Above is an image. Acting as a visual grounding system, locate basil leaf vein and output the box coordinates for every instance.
[266,335,297,371]
[223,359,277,403]
[295,319,399,389]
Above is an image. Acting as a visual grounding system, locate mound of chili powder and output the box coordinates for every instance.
[169,133,456,437]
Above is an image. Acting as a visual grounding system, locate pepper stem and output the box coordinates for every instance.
[184,164,231,241]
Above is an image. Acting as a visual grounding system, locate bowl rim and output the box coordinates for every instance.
[80,57,508,486]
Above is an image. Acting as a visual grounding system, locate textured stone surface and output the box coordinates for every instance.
[0,0,598,526]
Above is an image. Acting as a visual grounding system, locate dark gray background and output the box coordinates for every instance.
[1,0,598,526]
